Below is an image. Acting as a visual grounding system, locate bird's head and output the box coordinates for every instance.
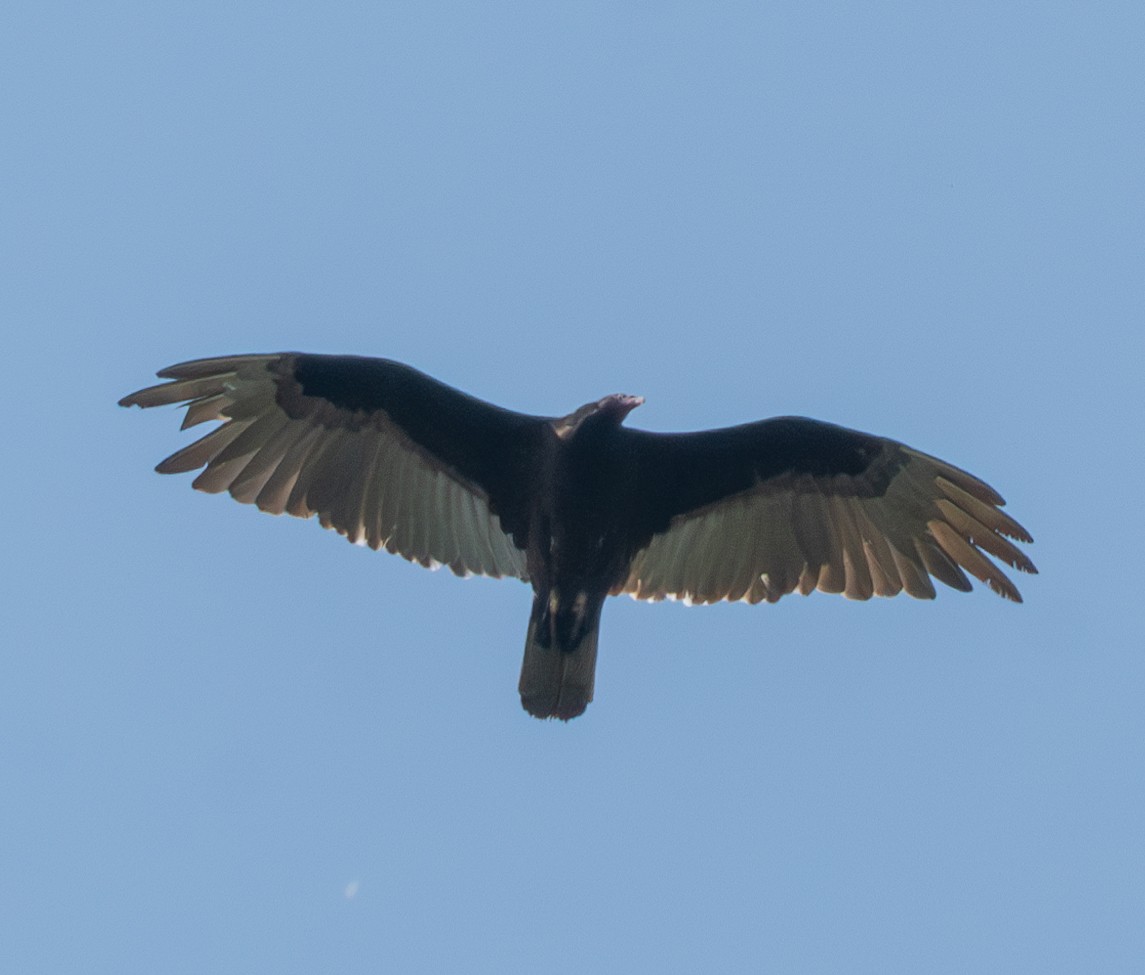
[552,393,644,440]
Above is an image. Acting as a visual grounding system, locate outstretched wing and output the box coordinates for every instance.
[616,417,1036,604]
[119,353,542,580]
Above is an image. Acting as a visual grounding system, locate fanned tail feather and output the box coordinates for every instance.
[518,594,600,721]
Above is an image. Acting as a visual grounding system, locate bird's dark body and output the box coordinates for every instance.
[120,352,1036,721]
[538,409,645,593]
[515,406,651,717]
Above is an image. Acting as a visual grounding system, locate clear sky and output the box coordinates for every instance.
[3,2,1142,972]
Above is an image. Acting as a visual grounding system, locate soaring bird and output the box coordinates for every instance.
[120,353,1036,720]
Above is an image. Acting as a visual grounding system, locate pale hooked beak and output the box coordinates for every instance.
[614,394,644,415]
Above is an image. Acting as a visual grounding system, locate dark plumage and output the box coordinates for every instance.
[120,353,1037,720]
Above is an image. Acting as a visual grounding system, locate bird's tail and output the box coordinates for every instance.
[518,592,602,721]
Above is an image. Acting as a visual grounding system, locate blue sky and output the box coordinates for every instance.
[3,2,1142,972]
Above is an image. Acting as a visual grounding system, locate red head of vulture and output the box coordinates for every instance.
[120,353,1037,720]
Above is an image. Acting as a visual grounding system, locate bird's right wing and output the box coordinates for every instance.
[120,353,541,580]
[616,417,1036,604]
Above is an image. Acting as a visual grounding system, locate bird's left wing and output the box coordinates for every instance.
[615,417,1036,604]
[119,353,540,580]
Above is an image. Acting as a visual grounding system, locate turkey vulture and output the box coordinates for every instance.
[120,353,1036,720]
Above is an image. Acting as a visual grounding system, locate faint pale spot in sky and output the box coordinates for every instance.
[344,880,360,900]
